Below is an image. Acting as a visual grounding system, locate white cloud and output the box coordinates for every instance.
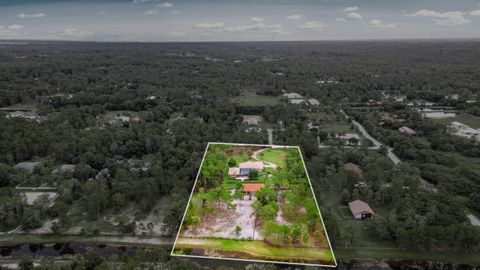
[368,19,397,28]
[297,21,327,30]
[470,10,480,16]
[223,23,284,34]
[170,10,180,15]
[343,6,359,12]
[144,9,159,15]
[8,24,24,30]
[335,17,346,22]
[59,28,93,39]
[195,22,225,29]
[18,12,46,19]
[157,2,174,8]
[251,17,264,23]
[411,9,470,26]
[346,12,362,20]
[98,11,107,15]
[285,14,302,20]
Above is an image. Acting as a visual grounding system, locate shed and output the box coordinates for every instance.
[399,126,416,135]
[343,162,362,176]
[348,200,374,219]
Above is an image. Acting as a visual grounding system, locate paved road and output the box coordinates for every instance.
[267,128,273,145]
[324,110,401,165]
[351,120,401,165]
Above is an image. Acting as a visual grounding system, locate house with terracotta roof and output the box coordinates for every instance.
[348,200,374,219]
[242,183,264,200]
[343,162,362,177]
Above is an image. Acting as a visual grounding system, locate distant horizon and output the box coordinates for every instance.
[1,0,480,42]
[2,36,480,44]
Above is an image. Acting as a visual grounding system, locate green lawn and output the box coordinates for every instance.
[432,114,480,129]
[174,237,335,264]
[228,152,251,165]
[231,95,280,107]
[258,149,287,167]
[321,191,396,249]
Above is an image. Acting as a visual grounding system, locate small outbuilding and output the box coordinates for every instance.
[242,183,265,200]
[399,126,417,135]
[348,200,374,220]
[343,162,362,177]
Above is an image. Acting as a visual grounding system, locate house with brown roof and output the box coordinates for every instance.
[348,200,374,219]
[228,161,264,181]
[399,126,416,135]
[343,162,362,177]
[239,161,264,171]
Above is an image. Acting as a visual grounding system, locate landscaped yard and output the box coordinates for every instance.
[258,149,287,167]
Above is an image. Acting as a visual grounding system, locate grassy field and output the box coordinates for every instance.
[258,149,287,167]
[231,95,280,107]
[174,237,335,264]
[432,114,480,129]
[321,191,396,249]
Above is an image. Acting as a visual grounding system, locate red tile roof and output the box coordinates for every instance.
[242,183,264,193]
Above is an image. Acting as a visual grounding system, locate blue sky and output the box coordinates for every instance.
[0,0,479,41]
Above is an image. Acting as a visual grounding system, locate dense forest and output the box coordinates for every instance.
[0,40,480,268]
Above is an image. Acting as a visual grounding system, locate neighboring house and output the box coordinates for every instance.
[52,164,76,174]
[380,114,405,124]
[348,200,374,220]
[242,115,263,125]
[242,183,265,200]
[289,98,306,105]
[307,122,319,132]
[283,92,302,99]
[15,161,41,173]
[399,126,417,135]
[308,98,320,106]
[417,108,456,119]
[450,121,480,141]
[343,162,362,177]
[6,111,46,123]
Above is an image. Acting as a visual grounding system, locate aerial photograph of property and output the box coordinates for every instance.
[1,0,480,269]
[172,143,336,266]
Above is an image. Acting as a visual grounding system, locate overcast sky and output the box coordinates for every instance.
[1,0,480,42]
